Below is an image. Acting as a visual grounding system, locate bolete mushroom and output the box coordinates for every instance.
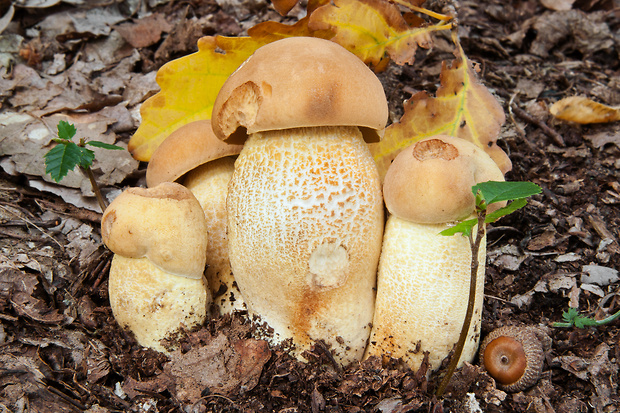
[364,136,505,371]
[146,120,244,314]
[101,182,210,352]
[479,325,552,392]
[211,37,387,365]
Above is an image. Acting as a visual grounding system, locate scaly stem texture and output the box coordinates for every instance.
[436,210,487,397]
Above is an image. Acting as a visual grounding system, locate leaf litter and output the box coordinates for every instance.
[0,0,619,412]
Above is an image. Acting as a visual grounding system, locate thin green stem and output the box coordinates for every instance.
[553,309,620,328]
[594,310,620,325]
[81,166,107,214]
[436,210,486,397]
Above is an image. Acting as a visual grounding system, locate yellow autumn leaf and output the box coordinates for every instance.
[370,50,512,181]
[308,0,450,67]
[128,36,267,162]
[550,96,620,124]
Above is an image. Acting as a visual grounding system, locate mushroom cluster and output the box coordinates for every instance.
[107,36,528,380]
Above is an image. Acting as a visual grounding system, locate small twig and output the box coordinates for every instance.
[485,294,517,306]
[0,204,64,250]
[510,102,566,147]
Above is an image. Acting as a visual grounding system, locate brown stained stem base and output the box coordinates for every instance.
[435,211,486,398]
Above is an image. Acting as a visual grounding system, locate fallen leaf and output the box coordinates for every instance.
[165,333,270,402]
[0,4,14,35]
[128,36,266,162]
[552,343,618,413]
[247,13,332,42]
[581,264,619,286]
[115,14,172,48]
[308,0,441,67]
[584,127,620,148]
[271,0,301,15]
[540,0,575,11]
[550,96,620,124]
[370,48,511,180]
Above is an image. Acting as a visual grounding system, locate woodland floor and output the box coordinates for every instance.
[0,0,619,412]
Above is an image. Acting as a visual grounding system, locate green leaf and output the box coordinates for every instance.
[77,147,95,169]
[574,315,598,329]
[485,198,528,223]
[558,307,598,328]
[57,120,77,140]
[87,141,125,150]
[473,181,542,205]
[440,218,476,237]
[562,307,580,322]
[44,141,83,182]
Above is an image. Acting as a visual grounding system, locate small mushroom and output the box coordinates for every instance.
[101,182,210,352]
[146,120,244,314]
[364,136,505,371]
[479,325,552,392]
[211,37,387,365]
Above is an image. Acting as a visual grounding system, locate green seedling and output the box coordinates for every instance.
[435,180,542,397]
[44,120,124,213]
[554,306,620,328]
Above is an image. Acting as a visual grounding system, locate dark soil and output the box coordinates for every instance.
[0,0,619,412]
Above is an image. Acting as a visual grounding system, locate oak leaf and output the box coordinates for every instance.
[271,0,300,15]
[247,12,332,42]
[550,96,620,124]
[128,36,266,162]
[370,54,512,180]
[308,0,440,67]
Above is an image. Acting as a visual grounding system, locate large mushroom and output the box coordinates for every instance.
[146,120,244,314]
[364,136,505,371]
[101,182,210,352]
[211,37,387,365]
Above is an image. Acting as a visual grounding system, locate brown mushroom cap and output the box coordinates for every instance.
[101,182,207,279]
[146,120,243,188]
[382,135,506,224]
[211,37,388,144]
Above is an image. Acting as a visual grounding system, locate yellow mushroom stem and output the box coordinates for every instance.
[227,126,383,366]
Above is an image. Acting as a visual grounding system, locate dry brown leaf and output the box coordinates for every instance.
[540,0,575,11]
[370,49,511,180]
[308,0,442,67]
[550,96,620,124]
[271,0,301,15]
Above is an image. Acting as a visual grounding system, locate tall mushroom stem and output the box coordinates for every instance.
[436,208,487,397]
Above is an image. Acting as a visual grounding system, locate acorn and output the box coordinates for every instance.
[479,326,552,392]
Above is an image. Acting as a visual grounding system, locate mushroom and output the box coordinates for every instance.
[211,37,387,365]
[364,136,505,371]
[146,120,244,314]
[479,326,552,392]
[101,182,210,352]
